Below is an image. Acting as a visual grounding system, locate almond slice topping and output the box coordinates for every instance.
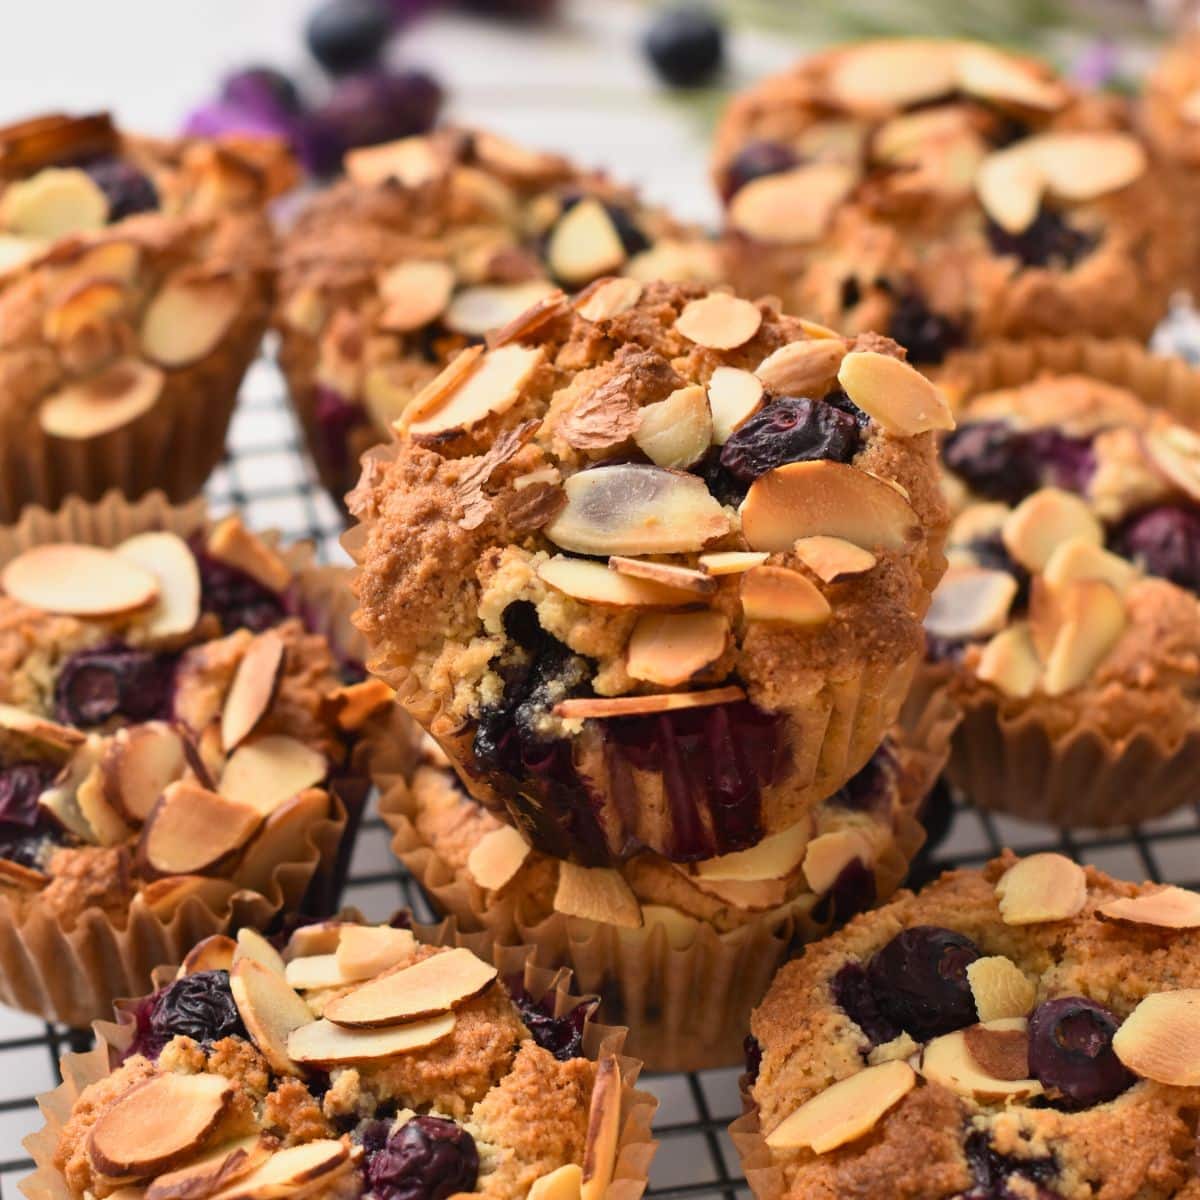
[708,366,765,443]
[444,281,559,338]
[765,1060,916,1153]
[284,954,346,992]
[178,935,238,978]
[634,385,713,469]
[2,542,158,616]
[345,135,442,187]
[146,1136,268,1200]
[43,278,126,346]
[554,862,643,929]
[1041,579,1126,696]
[793,536,877,583]
[539,555,700,608]
[103,721,187,823]
[230,957,312,1076]
[1097,886,1200,929]
[675,293,762,351]
[1034,132,1147,202]
[1042,538,1138,596]
[741,565,832,627]
[529,1164,583,1200]
[802,828,875,895]
[139,781,261,877]
[925,566,1017,640]
[115,531,201,639]
[219,736,327,818]
[0,166,108,238]
[827,40,958,109]
[39,358,165,440]
[920,1019,1041,1101]
[755,340,846,397]
[955,46,1068,111]
[288,1012,457,1065]
[976,144,1043,234]
[694,818,811,882]
[555,685,744,721]
[467,825,532,891]
[377,260,455,332]
[336,925,417,982]
[326,678,394,732]
[205,516,291,593]
[1002,488,1103,572]
[728,163,857,243]
[575,276,643,323]
[235,927,287,976]
[324,948,497,1028]
[205,1140,349,1200]
[995,853,1087,925]
[581,1058,622,1200]
[967,956,1037,1022]
[609,556,716,595]
[976,624,1042,699]
[221,632,286,752]
[141,272,242,368]
[1142,424,1200,503]
[0,702,84,757]
[626,610,729,687]
[698,551,769,576]
[1112,990,1200,1085]
[547,198,627,285]
[837,351,954,436]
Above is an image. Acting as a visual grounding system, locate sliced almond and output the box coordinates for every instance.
[1035,132,1147,202]
[221,631,286,753]
[219,736,327,818]
[575,277,642,323]
[675,293,762,350]
[963,1023,1032,1082]
[87,1073,233,1178]
[545,464,731,556]
[284,954,346,992]
[1112,990,1200,1086]
[634,385,713,469]
[39,358,165,440]
[925,566,1017,640]
[207,1140,349,1200]
[626,610,729,686]
[728,163,856,243]
[741,565,832,627]
[554,863,643,929]
[377,260,455,332]
[949,502,1011,548]
[554,685,744,721]
[995,853,1087,925]
[802,828,875,895]
[1041,579,1126,696]
[967,956,1036,1022]
[837,351,954,436]
[43,278,125,346]
[1002,488,1103,572]
[539,555,700,608]
[1097,886,1200,929]
[0,166,108,238]
[179,935,237,978]
[444,281,558,338]
[547,198,627,285]
[147,1137,270,1200]
[466,824,532,891]
[115,532,202,639]
[141,273,242,368]
[765,1060,916,1153]
[698,551,769,576]
[0,702,84,758]
[404,343,544,439]
[234,927,287,976]
[205,516,292,594]
[324,948,497,1028]
[139,781,262,877]
[609,556,716,595]
[792,536,877,583]
[976,624,1042,699]
[708,366,764,444]
[286,922,345,959]
[694,818,811,882]
[754,339,846,399]
[335,924,417,982]
[581,1057,621,1200]
[741,461,920,554]
[976,144,1043,234]
[325,678,393,732]
[1142,424,1200,503]
[529,1164,583,1200]
[288,1012,456,1065]
[955,46,1068,111]
[2,542,158,616]
[1042,538,1138,597]
[345,135,442,187]
[920,1019,1042,1101]
[229,957,312,1077]
[232,788,329,897]
[76,762,131,847]
[138,875,238,919]
[828,40,958,110]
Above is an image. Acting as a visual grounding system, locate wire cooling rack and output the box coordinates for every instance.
[4,329,1200,1199]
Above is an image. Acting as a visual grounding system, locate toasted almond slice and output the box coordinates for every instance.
[728,164,856,243]
[88,1073,233,1177]
[547,198,627,285]
[2,542,158,616]
[555,685,745,720]
[626,610,729,686]
[925,566,1017,640]
[43,278,125,345]
[345,135,442,187]
[955,46,1067,111]
[138,874,239,919]
[554,863,643,928]
[336,925,417,982]
[284,953,346,992]
[323,949,496,1028]
[920,1019,1041,1101]
[949,502,1011,548]
[609,556,717,595]
[444,281,558,338]
[208,1139,349,1200]
[39,358,165,440]
[698,551,769,576]
[837,351,954,436]
[581,1057,622,1200]
[545,464,731,556]
[976,144,1043,234]
[221,632,286,753]
[467,824,532,891]
[286,921,346,959]
[695,818,811,882]
[0,166,108,237]
[147,1136,268,1200]
[1112,990,1200,1085]
[1002,488,1103,572]
[754,340,846,397]
[996,853,1087,925]
[683,871,786,910]
[377,260,455,332]
[219,736,327,817]
[205,515,292,593]
[575,277,642,322]
[0,233,45,276]
[141,272,242,368]
[1097,886,1200,929]
[828,40,958,109]
[234,927,287,976]
[539,555,700,608]
[229,957,311,1076]
[232,788,329,896]
[802,828,875,895]
[288,1012,456,1065]
[0,702,84,758]
[634,385,713,469]
[967,956,1036,1022]
[675,293,762,350]
[405,343,544,438]
[766,1060,916,1153]
[77,762,131,846]
[1042,537,1138,596]
[964,1022,1032,1082]
[1142,424,1200,503]
[115,531,201,639]
[1041,579,1126,696]
[708,366,765,444]
[741,565,832,627]
[741,461,920,554]
[139,780,262,876]
[976,624,1042,699]
[1035,132,1147,202]
[792,536,877,583]
[326,678,393,732]
[178,932,238,976]
[529,1164,583,1200]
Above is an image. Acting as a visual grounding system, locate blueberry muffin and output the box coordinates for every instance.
[712,40,1180,365]
[275,126,722,504]
[347,280,952,865]
[28,927,655,1200]
[0,497,396,1024]
[0,112,294,520]
[924,339,1200,825]
[735,851,1200,1200]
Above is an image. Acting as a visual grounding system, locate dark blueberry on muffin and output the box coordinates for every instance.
[1027,996,1134,1109]
[866,925,981,1039]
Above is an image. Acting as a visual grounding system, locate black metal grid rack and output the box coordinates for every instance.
[4,342,1200,1198]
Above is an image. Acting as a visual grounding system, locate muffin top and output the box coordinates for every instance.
[53,927,624,1200]
[747,852,1200,1200]
[1143,34,1200,169]
[711,39,1174,358]
[929,369,1200,744]
[0,516,390,926]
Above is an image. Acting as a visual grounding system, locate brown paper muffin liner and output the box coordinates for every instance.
[20,929,658,1200]
[369,689,959,1073]
[925,336,1200,826]
[0,490,402,1025]
[728,1102,786,1200]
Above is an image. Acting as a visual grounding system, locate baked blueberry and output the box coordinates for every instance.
[866,925,981,1039]
[1027,996,1134,1109]
[1111,505,1200,594]
[829,962,901,1048]
[718,397,860,489]
[643,5,725,89]
[886,289,966,366]
[127,970,246,1061]
[53,644,175,727]
[365,1116,480,1200]
[720,140,798,202]
[306,0,392,75]
[82,157,158,221]
[985,207,1099,270]
[507,981,593,1061]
